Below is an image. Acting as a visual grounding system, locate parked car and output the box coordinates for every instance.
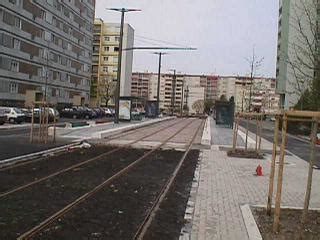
[23,108,59,123]
[93,108,105,118]
[76,107,97,119]
[0,107,25,123]
[0,109,6,125]
[104,108,114,118]
[60,107,83,119]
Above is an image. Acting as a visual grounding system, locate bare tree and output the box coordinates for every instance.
[192,100,204,114]
[245,47,264,112]
[98,79,116,107]
[286,0,319,110]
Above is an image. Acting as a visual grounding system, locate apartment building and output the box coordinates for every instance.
[131,73,213,114]
[163,73,184,114]
[131,72,151,100]
[205,76,218,101]
[0,0,95,107]
[217,77,236,100]
[276,0,318,109]
[217,76,279,113]
[148,74,165,109]
[91,19,134,107]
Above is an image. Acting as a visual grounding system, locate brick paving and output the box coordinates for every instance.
[189,120,320,240]
[211,118,244,146]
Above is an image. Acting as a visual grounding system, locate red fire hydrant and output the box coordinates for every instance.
[256,165,263,176]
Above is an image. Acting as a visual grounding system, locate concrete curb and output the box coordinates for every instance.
[97,117,175,139]
[48,121,112,137]
[201,117,211,146]
[0,142,80,168]
[241,204,262,240]
[252,204,320,211]
[0,123,32,130]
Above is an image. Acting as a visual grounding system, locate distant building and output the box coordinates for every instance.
[0,0,95,107]
[205,76,219,101]
[276,0,318,109]
[131,73,213,114]
[217,77,236,100]
[91,19,134,107]
[131,72,151,100]
[217,76,279,113]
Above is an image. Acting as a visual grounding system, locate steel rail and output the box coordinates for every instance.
[0,118,186,198]
[17,118,196,240]
[0,118,176,172]
[134,119,204,240]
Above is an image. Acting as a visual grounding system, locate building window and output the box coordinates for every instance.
[104,36,110,41]
[115,36,120,42]
[13,38,20,50]
[103,56,109,62]
[104,46,110,52]
[113,56,118,63]
[14,17,21,29]
[9,0,19,5]
[10,60,19,72]
[114,47,119,52]
[103,66,109,72]
[45,11,53,24]
[44,31,52,42]
[9,82,18,93]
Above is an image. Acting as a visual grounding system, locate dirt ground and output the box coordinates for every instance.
[31,150,188,239]
[143,150,200,240]
[252,206,320,240]
[0,146,147,239]
[227,149,264,159]
[0,144,115,193]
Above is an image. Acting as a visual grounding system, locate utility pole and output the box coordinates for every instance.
[153,52,168,117]
[170,69,176,116]
[180,78,185,116]
[107,8,141,123]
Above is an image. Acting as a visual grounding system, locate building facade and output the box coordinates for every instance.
[131,72,151,100]
[0,0,95,107]
[276,0,317,109]
[131,73,214,114]
[91,19,134,107]
[217,76,279,113]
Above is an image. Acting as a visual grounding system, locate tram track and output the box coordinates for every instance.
[14,118,199,240]
[0,118,183,197]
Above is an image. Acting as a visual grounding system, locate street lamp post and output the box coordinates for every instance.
[169,69,176,116]
[106,8,141,123]
[153,52,168,117]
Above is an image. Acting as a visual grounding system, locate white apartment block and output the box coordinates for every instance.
[276,0,317,109]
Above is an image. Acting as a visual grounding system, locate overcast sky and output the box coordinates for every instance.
[95,0,279,77]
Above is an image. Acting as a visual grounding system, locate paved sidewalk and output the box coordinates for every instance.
[189,120,320,240]
[211,119,244,146]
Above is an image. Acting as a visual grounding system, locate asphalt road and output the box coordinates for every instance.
[239,120,320,167]
[0,118,112,161]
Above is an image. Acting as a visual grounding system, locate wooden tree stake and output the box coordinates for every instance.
[273,115,288,232]
[267,116,279,215]
[301,118,318,224]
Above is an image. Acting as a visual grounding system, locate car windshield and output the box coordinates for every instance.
[14,108,23,114]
